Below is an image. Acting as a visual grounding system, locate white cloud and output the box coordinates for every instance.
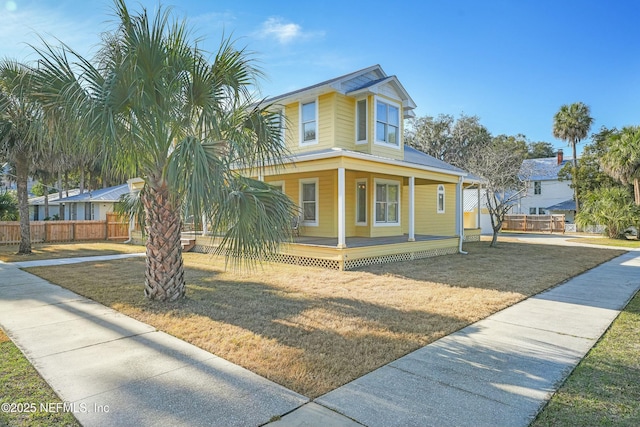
[256,17,323,44]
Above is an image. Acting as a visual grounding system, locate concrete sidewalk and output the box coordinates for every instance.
[0,258,307,427]
[1,250,639,426]
[297,251,640,427]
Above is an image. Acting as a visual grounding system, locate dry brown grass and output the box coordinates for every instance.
[0,241,145,262]
[24,241,624,398]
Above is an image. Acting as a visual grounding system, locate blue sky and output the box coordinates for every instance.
[2,0,639,152]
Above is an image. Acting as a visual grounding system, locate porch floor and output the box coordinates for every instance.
[292,234,455,248]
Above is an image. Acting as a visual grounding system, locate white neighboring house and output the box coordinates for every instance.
[515,150,576,223]
[29,189,80,220]
[29,184,129,221]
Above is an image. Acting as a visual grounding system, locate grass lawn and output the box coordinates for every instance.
[23,240,624,398]
[567,237,640,249]
[0,329,80,427]
[532,289,640,426]
[0,242,145,263]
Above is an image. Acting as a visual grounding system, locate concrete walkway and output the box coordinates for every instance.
[1,249,639,426]
[0,256,307,427]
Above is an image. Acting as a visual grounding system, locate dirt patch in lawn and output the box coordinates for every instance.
[24,240,624,398]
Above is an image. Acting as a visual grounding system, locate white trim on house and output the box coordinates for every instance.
[437,184,445,213]
[355,98,368,145]
[269,180,285,193]
[299,98,319,147]
[373,96,401,150]
[355,178,367,226]
[299,178,319,226]
[373,178,401,226]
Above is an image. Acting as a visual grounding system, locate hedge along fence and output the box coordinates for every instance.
[0,217,129,245]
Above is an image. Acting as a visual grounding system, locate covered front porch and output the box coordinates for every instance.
[188,230,480,271]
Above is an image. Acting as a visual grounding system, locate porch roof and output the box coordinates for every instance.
[282,146,468,178]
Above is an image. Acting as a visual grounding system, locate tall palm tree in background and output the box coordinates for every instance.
[552,102,593,213]
[34,0,296,301]
[0,61,46,254]
[601,126,640,205]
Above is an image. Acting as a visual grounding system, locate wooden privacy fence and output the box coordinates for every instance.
[0,215,130,245]
[502,214,565,233]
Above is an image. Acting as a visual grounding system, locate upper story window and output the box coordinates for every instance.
[437,184,445,213]
[300,100,317,145]
[533,181,541,195]
[375,99,400,147]
[356,99,367,144]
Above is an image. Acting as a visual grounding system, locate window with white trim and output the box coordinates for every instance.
[375,180,399,224]
[533,181,541,195]
[300,100,317,145]
[356,180,367,225]
[375,99,400,146]
[437,184,445,213]
[356,99,367,144]
[529,207,537,215]
[300,179,318,226]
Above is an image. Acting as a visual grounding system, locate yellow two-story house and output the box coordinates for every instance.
[235,65,481,270]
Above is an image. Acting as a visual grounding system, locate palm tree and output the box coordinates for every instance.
[552,102,593,213]
[601,126,640,205]
[34,0,296,301]
[0,60,46,254]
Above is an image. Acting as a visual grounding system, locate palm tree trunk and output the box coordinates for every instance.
[572,142,580,214]
[634,178,640,206]
[141,178,185,301]
[15,153,31,254]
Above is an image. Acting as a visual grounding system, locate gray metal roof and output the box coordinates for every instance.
[287,145,466,176]
[546,199,576,211]
[521,157,573,181]
[57,184,129,203]
[403,145,466,174]
[29,189,81,206]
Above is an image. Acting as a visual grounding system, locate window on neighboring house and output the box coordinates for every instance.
[529,207,537,215]
[534,181,541,195]
[356,99,367,143]
[300,179,318,225]
[356,180,367,224]
[33,207,39,221]
[375,100,400,146]
[437,184,445,213]
[375,181,399,224]
[70,204,77,220]
[300,101,317,144]
[538,207,546,215]
[84,202,92,220]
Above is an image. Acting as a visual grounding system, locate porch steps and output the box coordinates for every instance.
[180,237,196,252]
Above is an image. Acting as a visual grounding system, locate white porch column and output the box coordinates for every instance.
[456,177,463,240]
[408,176,415,241]
[337,167,346,248]
[202,213,208,236]
[258,173,264,182]
[476,185,481,230]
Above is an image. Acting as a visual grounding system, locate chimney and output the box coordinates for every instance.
[557,149,563,166]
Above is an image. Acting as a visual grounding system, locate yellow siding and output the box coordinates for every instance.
[411,183,457,236]
[334,94,356,150]
[317,93,334,150]
[284,102,298,152]
[266,170,335,237]
[464,211,477,228]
